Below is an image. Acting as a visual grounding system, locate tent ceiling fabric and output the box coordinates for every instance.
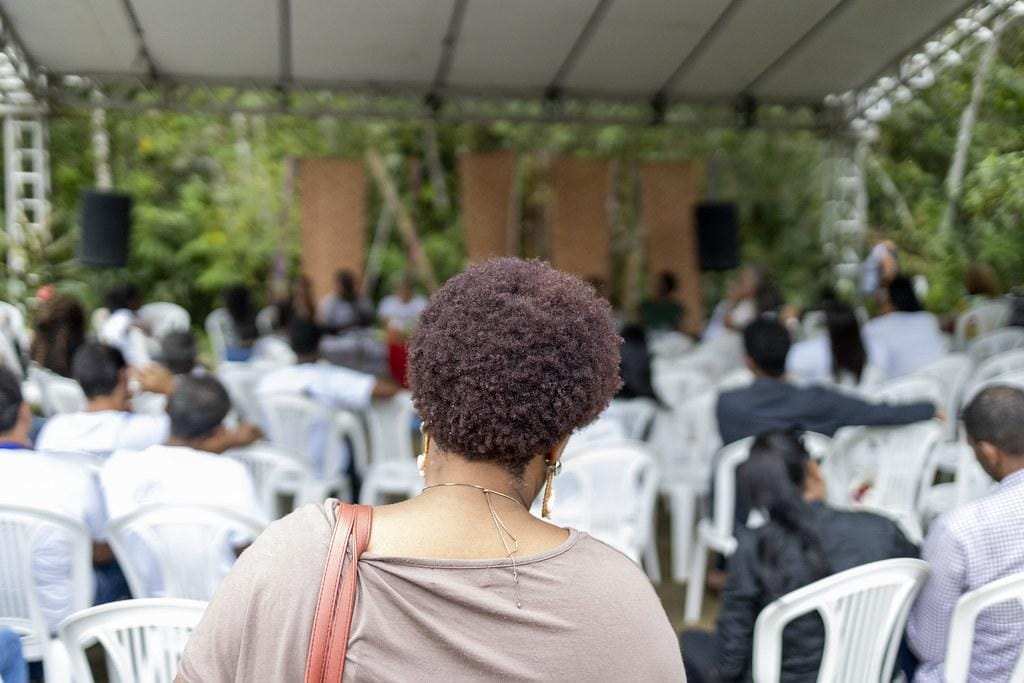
[1,0,978,105]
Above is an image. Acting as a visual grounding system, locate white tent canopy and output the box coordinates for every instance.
[0,0,1012,124]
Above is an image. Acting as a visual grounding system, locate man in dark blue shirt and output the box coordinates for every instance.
[717,318,937,445]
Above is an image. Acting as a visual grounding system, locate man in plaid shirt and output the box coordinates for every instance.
[907,385,1024,681]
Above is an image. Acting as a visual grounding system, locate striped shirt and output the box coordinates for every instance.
[907,468,1024,682]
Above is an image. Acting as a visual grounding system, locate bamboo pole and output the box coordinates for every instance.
[365,148,439,292]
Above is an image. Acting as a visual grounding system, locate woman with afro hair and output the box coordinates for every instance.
[178,258,685,681]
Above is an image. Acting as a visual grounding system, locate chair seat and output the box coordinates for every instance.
[697,519,737,555]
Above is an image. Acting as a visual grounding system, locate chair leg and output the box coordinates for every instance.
[684,537,708,624]
[642,535,662,583]
[671,488,696,584]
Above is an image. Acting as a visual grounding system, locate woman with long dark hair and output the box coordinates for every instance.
[787,300,877,388]
[30,293,86,377]
[681,430,916,682]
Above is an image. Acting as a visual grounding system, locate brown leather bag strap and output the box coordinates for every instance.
[304,502,373,683]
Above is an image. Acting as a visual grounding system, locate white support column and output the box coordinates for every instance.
[819,135,868,296]
[3,114,49,288]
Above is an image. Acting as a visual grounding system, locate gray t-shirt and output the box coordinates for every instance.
[178,503,685,681]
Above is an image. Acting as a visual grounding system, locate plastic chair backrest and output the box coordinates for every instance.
[0,329,21,376]
[258,392,346,476]
[107,504,264,601]
[59,598,206,683]
[224,444,310,519]
[652,366,714,408]
[647,331,694,359]
[251,336,297,366]
[968,328,1024,366]
[657,389,720,486]
[137,303,191,341]
[0,504,92,661]
[965,348,1024,399]
[752,558,929,683]
[960,374,1024,409]
[956,300,1010,349]
[29,365,86,416]
[255,306,278,337]
[601,398,657,441]
[944,570,1024,683]
[548,442,658,561]
[366,392,417,466]
[204,308,233,362]
[334,410,370,475]
[216,361,276,426]
[563,417,628,457]
[871,374,945,407]
[710,437,756,542]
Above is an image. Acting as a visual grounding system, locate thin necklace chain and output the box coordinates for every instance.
[421,482,525,609]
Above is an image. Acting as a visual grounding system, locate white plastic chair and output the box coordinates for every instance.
[59,598,206,683]
[871,373,945,407]
[752,558,929,683]
[652,366,714,408]
[911,353,973,439]
[648,390,720,584]
[107,504,264,601]
[224,443,313,520]
[255,306,278,337]
[944,570,1024,683]
[204,308,233,362]
[544,442,660,579]
[563,417,628,457]
[256,392,356,501]
[968,328,1024,366]
[601,398,658,442]
[251,336,297,366]
[137,303,191,341]
[955,300,1010,350]
[360,393,422,505]
[964,348,1024,401]
[28,365,86,416]
[822,421,944,543]
[684,437,754,623]
[216,361,278,427]
[0,504,92,680]
[647,331,694,359]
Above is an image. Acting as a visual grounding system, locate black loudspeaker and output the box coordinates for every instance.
[696,201,739,271]
[79,190,132,267]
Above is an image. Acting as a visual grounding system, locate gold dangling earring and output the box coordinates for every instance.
[417,427,430,477]
[541,459,561,519]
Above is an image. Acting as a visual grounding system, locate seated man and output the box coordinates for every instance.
[98,283,152,367]
[101,375,263,598]
[907,385,1024,681]
[0,366,114,633]
[257,319,399,476]
[717,318,937,445]
[36,343,173,454]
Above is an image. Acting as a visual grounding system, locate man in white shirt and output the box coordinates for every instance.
[0,366,111,633]
[378,277,428,334]
[318,269,374,334]
[36,343,173,454]
[101,375,263,598]
[98,283,152,367]
[907,385,1024,681]
[257,320,399,475]
[862,276,946,380]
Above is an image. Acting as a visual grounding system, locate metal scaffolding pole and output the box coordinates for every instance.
[820,135,868,296]
[3,114,49,288]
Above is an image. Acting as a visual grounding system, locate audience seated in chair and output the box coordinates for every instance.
[640,271,686,332]
[0,366,126,632]
[98,283,152,367]
[786,299,882,388]
[29,292,85,379]
[158,330,204,377]
[862,276,946,380]
[221,284,260,362]
[716,317,937,446]
[35,343,175,454]
[101,374,262,597]
[257,319,398,473]
[681,430,917,683]
[318,269,374,335]
[907,385,1024,681]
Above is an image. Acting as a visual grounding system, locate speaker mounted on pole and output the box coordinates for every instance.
[79,190,132,268]
[696,201,739,271]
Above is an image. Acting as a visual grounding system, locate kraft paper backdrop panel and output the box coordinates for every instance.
[297,158,367,304]
[641,161,704,334]
[549,158,612,282]
[458,150,518,263]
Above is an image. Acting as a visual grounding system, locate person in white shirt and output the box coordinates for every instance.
[36,343,174,454]
[787,300,883,388]
[0,366,112,633]
[318,269,374,334]
[378,276,428,335]
[862,276,946,380]
[257,319,399,475]
[102,375,263,598]
[98,283,152,367]
[704,265,763,341]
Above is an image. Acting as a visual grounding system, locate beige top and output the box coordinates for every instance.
[178,502,685,681]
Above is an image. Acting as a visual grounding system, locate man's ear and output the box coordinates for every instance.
[977,441,1002,471]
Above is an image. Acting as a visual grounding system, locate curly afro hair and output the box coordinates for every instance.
[409,258,621,476]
